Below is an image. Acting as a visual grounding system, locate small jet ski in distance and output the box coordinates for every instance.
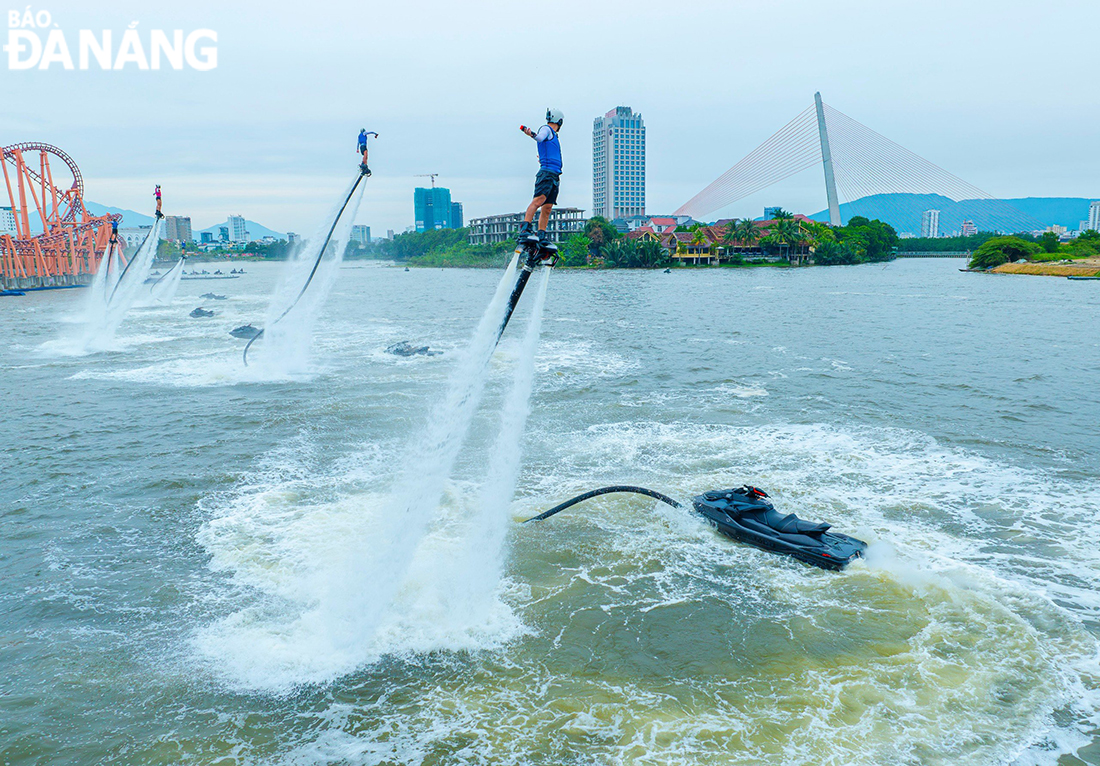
[693,486,866,570]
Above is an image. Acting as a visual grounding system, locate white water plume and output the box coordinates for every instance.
[54,219,162,354]
[134,257,185,307]
[316,252,523,650]
[246,176,365,375]
[419,266,552,631]
[196,252,526,690]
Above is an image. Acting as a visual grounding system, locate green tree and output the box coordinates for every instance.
[769,208,793,220]
[813,239,858,265]
[734,218,760,251]
[968,236,1041,269]
[583,216,620,252]
[601,238,637,268]
[636,238,669,268]
[561,234,591,267]
[1038,231,1060,253]
[156,240,182,260]
[773,218,803,257]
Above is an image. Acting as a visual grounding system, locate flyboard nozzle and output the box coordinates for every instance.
[495,238,557,345]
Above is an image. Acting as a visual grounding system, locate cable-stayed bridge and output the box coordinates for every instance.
[676,93,1043,235]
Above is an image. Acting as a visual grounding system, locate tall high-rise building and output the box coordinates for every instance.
[921,209,940,238]
[164,215,193,242]
[960,219,977,237]
[0,205,17,235]
[351,225,371,244]
[287,231,299,245]
[228,214,248,243]
[1088,201,1100,232]
[414,186,454,232]
[451,202,464,229]
[592,106,646,220]
[218,226,229,242]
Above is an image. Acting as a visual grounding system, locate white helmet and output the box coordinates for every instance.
[546,107,564,126]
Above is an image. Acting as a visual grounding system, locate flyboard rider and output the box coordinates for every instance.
[358,129,379,176]
[517,108,563,248]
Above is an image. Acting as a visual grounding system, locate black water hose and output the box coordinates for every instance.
[525,485,682,523]
[243,172,366,366]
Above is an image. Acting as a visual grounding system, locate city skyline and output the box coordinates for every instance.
[3,0,1098,234]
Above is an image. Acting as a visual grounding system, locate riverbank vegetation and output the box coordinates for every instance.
[242,213,902,270]
[967,230,1100,269]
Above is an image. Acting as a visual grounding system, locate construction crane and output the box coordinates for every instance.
[414,173,439,188]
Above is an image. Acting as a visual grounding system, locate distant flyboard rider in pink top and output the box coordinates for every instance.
[154,185,163,219]
[517,108,563,248]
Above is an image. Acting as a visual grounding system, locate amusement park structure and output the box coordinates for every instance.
[0,143,119,290]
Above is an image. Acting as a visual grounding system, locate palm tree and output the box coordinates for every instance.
[636,239,667,268]
[770,208,793,220]
[722,220,737,246]
[774,218,805,259]
[803,220,831,247]
[734,218,760,252]
[602,238,636,268]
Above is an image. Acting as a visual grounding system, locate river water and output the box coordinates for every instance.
[2,259,1098,765]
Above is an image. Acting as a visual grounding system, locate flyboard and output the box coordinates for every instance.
[496,235,558,344]
[242,169,368,366]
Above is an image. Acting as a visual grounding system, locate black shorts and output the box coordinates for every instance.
[533,170,560,205]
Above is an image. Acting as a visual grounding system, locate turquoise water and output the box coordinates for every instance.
[2,259,1098,764]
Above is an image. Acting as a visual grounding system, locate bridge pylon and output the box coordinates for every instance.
[815,92,841,226]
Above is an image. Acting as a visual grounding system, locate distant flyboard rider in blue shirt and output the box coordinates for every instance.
[517,108,563,247]
[358,129,379,176]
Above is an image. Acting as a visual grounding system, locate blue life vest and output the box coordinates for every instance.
[537,127,562,173]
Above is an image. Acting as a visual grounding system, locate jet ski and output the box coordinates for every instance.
[527,484,866,571]
[229,324,262,339]
[692,486,866,570]
[386,340,441,357]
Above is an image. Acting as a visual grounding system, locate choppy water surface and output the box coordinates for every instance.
[2,260,1098,765]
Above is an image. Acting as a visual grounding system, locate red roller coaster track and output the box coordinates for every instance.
[0,142,120,288]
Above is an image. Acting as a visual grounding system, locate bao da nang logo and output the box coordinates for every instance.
[4,8,217,70]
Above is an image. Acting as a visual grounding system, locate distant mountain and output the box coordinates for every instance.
[81,202,284,241]
[83,201,157,228]
[197,219,286,241]
[809,194,1097,235]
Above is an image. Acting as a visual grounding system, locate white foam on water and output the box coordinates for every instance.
[192,412,1100,762]
[391,267,552,644]
[196,253,524,690]
[40,219,162,356]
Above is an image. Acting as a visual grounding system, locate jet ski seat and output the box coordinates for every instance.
[700,489,831,536]
[765,509,830,536]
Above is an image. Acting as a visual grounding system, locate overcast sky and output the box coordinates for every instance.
[3,0,1098,234]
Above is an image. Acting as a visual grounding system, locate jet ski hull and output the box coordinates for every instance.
[693,489,866,571]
